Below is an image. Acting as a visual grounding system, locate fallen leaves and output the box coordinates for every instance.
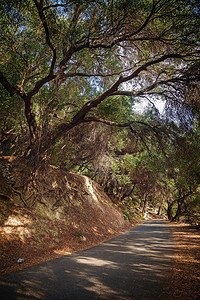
[164,222,200,299]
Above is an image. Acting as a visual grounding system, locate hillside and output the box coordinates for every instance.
[0,158,135,275]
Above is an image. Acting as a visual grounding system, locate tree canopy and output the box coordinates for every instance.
[0,0,200,224]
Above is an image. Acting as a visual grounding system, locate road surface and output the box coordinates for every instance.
[0,219,174,299]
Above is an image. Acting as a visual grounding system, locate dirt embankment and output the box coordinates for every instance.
[0,158,135,275]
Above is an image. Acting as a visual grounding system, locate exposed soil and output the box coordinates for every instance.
[0,215,135,276]
[163,222,200,299]
[1,158,199,299]
[1,216,199,300]
[0,158,138,276]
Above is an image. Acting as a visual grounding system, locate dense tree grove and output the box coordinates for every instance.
[0,0,200,224]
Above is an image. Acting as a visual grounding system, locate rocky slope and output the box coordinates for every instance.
[0,158,134,275]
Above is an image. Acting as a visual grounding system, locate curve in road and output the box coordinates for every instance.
[0,219,174,299]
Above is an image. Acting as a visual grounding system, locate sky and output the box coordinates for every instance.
[132,98,165,115]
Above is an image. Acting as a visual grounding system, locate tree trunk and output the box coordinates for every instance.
[167,201,174,221]
[172,190,192,222]
[173,200,182,221]
[142,194,148,217]
[24,96,38,145]
[121,183,136,201]
[23,95,40,163]
[157,205,162,215]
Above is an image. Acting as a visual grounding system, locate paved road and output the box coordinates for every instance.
[0,220,174,299]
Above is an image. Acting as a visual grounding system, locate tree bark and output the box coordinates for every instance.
[157,205,162,215]
[173,200,182,222]
[142,194,148,217]
[167,201,174,221]
[171,190,192,222]
[24,96,38,147]
[121,183,136,201]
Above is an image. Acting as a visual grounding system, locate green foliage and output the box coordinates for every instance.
[0,0,200,225]
[98,96,134,123]
[122,210,132,221]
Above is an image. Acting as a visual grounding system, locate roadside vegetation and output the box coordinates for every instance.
[0,0,200,251]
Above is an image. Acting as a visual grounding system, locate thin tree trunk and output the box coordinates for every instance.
[167,201,174,221]
[157,205,162,215]
[121,183,136,201]
[24,96,38,146]
[173,190,192,222]
[142,194,148,217]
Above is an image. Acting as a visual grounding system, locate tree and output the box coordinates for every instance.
[0,0,200,166]
[168,127,200,222]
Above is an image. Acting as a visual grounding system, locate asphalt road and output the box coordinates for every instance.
[0,219,174,300]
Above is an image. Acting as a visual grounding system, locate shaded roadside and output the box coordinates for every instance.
[162,222,200,299]
[0,220,136,276]
[0,220,174,300]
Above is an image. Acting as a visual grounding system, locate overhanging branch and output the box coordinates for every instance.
[82,116,167,156]
[71,51,198,125]
[0,70,17,96]
[28,0,57,98]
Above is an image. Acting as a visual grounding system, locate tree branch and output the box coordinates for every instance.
[42,4,68,12]
[0,70,17,96]
[112,77,186,98]
[71,76,124,124]
[129,124,151,153]
[61,70,124,79]
[56,0,167,72]
[89,0,157,49]
[83,117,135,127]
[71,51,198,125]
[27,0,57,98]
[83,117,167,156]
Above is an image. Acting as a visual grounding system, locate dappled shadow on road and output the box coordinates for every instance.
[0,220,174,300]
